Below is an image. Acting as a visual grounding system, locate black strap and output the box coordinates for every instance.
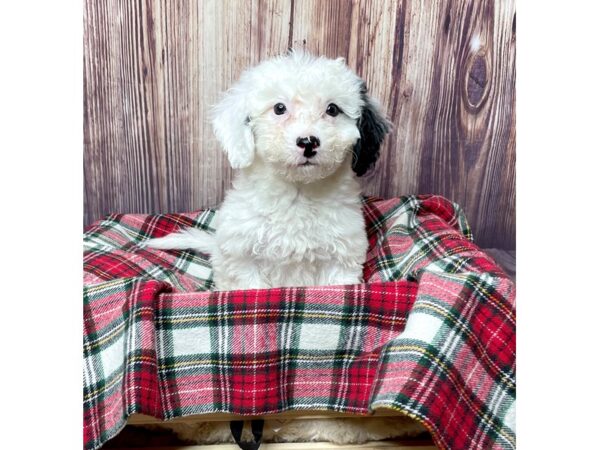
[230,419,265,450]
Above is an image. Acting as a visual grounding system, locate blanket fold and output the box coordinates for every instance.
[84,278,169,447]
[83,195,515,450]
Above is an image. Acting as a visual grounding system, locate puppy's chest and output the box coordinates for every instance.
[227,202,360,261]
[265,207,346,259]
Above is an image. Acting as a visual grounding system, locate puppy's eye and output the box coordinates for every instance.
[274,103,287,115]
[326,103,340,117]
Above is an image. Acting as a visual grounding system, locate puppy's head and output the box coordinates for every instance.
[212,51,389,183]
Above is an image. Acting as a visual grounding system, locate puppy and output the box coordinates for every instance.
[147,51,389,290]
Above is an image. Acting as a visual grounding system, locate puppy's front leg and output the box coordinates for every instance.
[320,262,365,286]
[212,259,270,291]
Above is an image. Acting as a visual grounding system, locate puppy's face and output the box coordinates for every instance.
[212,52,389,183]
[251,71,362,183]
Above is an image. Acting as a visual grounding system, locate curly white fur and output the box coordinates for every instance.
[146,51,389,290]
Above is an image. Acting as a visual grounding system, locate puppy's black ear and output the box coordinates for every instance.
[352,84,391,177]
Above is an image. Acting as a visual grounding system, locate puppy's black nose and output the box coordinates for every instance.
[296,136,320,158]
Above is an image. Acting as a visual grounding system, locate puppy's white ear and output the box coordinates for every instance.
[211,87,255,169]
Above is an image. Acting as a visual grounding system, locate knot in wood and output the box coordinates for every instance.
[466,54,488,110]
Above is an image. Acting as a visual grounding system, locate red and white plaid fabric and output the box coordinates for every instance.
[84,195,515,449]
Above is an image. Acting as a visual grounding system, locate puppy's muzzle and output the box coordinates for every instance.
[296,136,320,158]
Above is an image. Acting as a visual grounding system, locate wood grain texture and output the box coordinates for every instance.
[127,409,410,424]
[84,0,516,249]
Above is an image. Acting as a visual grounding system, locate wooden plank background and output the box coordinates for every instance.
[84,0,516,249]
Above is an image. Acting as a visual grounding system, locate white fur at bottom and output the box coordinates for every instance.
[144,417,427,445]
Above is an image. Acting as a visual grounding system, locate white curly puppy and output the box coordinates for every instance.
[147,51,389,290]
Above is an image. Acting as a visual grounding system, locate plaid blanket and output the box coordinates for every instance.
[83,195,515,450]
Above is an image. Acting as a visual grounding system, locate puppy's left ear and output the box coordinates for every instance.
[352,84,391,177]
[211,87,255,169]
